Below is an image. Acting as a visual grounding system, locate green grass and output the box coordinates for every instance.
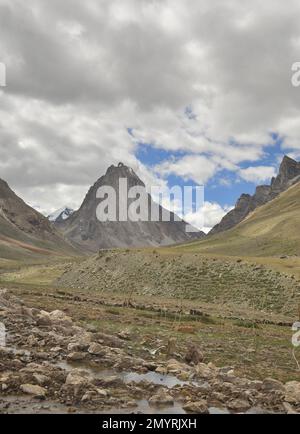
[8,281,300,382]
[56,249,300,318]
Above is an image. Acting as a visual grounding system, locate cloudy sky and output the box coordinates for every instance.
[1,0,300,231]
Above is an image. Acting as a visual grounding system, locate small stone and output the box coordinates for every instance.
[195,363,215,379]
[285,381,300,404]
[227,399,251,412]
[117,330,131,340]
[166,337,177,356]
[81,391,97,402]
[185,345,204,365]
[65,369,91,387]
[50,347,62,353]
[209,407,230,414]
[67,342,85,352]
[36,311,52,326]
[48,310,73,326]
[101,376,122,387]
[245,407,271,414]
[88,342,104,356]
[183,400,208,414]
[20,384,47,399]
[67,352,87,361]
[166,359,189,374]
[33,374,49,386]
[149,390,174,407]
[197,381,212,394]
[283,402,298,414]
[262,378,285,393]
[97,388,108,397]
[155,366,167,375]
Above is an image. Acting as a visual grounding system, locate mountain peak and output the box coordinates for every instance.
[105,162,138,176]
[279,155,299,175]
[48,206,74,223]
[0,178,14,199]
[58,163,203,252]
[0,177,77,257]
[101,163,145,188]
[281,154,297,165]
[272,155,300,191]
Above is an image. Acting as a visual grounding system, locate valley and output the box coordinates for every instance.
[0,157,300,414]
[0,250,299,412]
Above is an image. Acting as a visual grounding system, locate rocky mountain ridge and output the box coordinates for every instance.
[210,156,300,235]
[0,178,77,258]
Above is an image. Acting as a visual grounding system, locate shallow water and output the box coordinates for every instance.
[0,395,186,414]
[50,361,241,414]
[56,361,189,388]
[105,399,186,414]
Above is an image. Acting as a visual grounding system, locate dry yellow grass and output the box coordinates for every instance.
[176,182,300,259]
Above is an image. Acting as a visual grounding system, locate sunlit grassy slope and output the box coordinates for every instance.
[177,182,300,258]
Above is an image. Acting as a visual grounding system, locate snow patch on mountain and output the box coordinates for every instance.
[48,207,74,223]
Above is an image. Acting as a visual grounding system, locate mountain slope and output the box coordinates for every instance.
[210,156,300,235]
[180,180,300,257]
[0,179,77,260]
[57,163,204,252]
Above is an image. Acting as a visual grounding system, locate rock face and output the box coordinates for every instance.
[0,178,77,257]
[57,163,204,252]
[210,156,300,235]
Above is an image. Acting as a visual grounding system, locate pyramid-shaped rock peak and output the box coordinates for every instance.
[57,163,204,252]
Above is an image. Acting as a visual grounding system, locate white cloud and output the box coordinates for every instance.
[238,166,277,183]
[0,0,299,213]
[185,201,233,233]
[155,155,220,185]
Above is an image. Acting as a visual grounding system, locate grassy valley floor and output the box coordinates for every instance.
[1,252,299,384]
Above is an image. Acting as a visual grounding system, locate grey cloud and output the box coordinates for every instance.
[0,0,300,214]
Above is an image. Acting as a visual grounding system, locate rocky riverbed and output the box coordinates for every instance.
[0,289,299,414]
